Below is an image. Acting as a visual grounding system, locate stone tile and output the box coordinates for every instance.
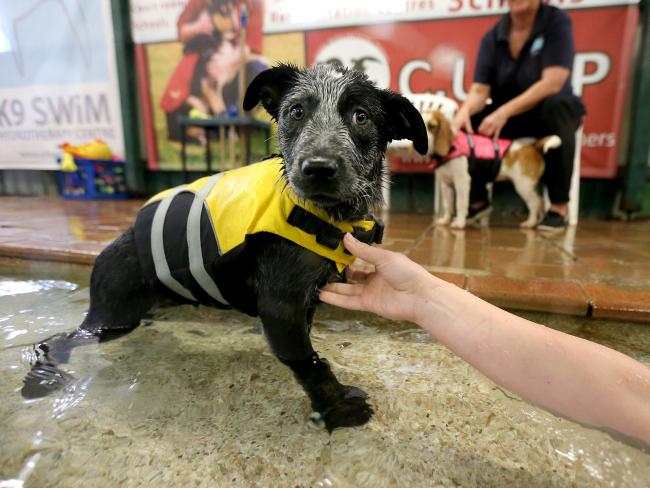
[380,212,432,240]
[579,258,650,288]
[486,247,572,267]
[573,245,650,263]
[0,240,98,265]
[466,276,589,316]
[479,228,549,249]
[380,238,417,254]
[408,233,489,273]
[583,283,650,323]
[488,261,591,281]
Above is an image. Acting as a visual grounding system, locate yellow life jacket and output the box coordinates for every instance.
[134,157,383,309]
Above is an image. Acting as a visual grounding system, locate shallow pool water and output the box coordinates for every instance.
[1,258,649,487]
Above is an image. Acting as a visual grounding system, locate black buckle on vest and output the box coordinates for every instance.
[287,206,343,250]
[287,207,383,252]
[352,217,384,245]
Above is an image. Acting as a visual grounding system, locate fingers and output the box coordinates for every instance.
[342,233,388,265]
[478,120,494,138]
[319,290,366,312]
[464,119,474,134]
[321,282,364,296]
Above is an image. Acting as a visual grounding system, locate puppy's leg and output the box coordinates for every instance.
[436,180,453,226]
[22,228,157,398]
[513,177,543,228]
[256,245,372,432]
[451,159,471,229]
[262,310,373,433]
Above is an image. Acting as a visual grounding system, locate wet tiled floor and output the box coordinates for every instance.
[1,196,649,322]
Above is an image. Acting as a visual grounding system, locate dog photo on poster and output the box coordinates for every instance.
[131,0,269,171]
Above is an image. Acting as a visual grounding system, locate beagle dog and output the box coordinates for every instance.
[426,111,561,229]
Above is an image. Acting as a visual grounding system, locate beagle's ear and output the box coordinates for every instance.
[433,112,454,157]
[380,91,428,155]
[243,64,300,119]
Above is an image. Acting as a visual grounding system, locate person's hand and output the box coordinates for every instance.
[194,10,215,37]
[477,107,509,139]
[452,106,474,133]
[319,234,444,323]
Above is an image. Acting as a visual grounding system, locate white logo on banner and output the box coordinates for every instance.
[313,36,390,89]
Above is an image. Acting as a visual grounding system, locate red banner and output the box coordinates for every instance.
[306,6,638,178]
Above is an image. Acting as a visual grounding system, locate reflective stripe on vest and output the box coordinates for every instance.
[150,173,228,306]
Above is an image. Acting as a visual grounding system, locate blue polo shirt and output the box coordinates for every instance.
[473,4,576,107]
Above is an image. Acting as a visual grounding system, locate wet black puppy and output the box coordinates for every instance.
[22,64,427,432]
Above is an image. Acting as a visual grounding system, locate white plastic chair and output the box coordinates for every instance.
[407,94,459,123]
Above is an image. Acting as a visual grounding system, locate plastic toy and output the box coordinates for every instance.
[60,140,113,173]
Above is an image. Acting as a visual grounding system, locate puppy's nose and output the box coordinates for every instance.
[301,158,338,178]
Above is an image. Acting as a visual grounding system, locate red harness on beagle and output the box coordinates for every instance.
[432,131,512,174]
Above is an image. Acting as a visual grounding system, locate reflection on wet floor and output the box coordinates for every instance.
[1,198,649,321]
[1,268,649,487]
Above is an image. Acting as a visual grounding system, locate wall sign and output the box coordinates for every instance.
[0,0,124,170]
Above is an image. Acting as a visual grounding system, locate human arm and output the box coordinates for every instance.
[320,234,650,446]
[477,66,570,138]
[453,82,491,133]
[178,9,214,44]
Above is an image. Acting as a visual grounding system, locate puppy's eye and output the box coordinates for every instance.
[290,105,304,120]
[352,110,368,125]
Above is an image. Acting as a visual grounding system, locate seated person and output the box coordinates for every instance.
[453,0,585,230]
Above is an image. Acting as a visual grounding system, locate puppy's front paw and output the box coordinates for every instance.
[21,362,75,399]
[319,386,373,433]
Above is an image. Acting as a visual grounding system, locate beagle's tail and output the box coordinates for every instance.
[535,135,562,154]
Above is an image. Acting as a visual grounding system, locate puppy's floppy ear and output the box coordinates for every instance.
[381,91,428,155]
[433,112,454,157]
[243,64,299,119]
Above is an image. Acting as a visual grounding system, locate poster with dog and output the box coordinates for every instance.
[131,0,269,171]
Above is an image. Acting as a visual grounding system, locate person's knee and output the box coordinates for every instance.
[538,95,583,131]
[538,94,569,119]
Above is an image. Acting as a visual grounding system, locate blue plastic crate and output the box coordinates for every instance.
[57,157,128,199]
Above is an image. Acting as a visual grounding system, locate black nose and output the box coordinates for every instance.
[301,158,338,178]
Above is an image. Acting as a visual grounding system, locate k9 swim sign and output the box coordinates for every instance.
[277,0,640,178]
[0,0,124,170]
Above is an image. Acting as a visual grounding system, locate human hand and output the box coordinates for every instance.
[477,108,508,139]
[194,10,215,36]
[452,107,474,133]
[319,234,443,323]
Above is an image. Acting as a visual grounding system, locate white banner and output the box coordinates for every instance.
[264,0,640,33]
[130,0,188,44]
[0,0,124,170]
